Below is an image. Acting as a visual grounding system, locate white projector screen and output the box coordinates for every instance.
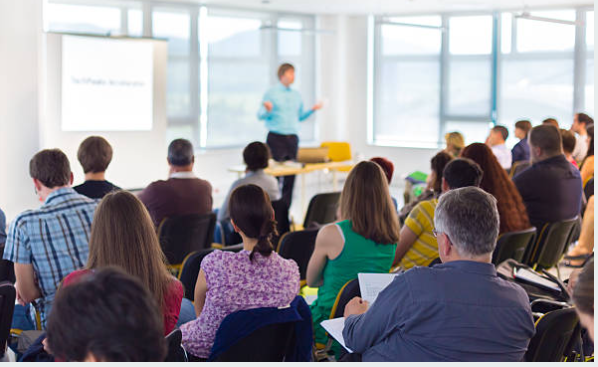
[61,35,154,131]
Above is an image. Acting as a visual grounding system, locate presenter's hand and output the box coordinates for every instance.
[344,297,369,317]
[263,101,273,112]
[312,101,324,111]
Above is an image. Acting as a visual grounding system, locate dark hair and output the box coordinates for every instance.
[530,125,562,156]
[577,113,594,126]
[277,63,295,79]
[560,129,577,155]
[369,157,394,184]
[515,120,532,135]
[492,125,509,141]
[573,259,594,315]
[77,136,113,174]
[542,118,559,128]
[47,267,166,362]
[29,149,71,188]
[243,142,270,171]
[229,184,277,261]
[581,125,594,170]
[430,152,453,193]
[461,143,532,234]
[442,158,483,190]
[167,139,194,167]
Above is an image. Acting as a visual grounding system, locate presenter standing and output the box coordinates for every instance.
[257,63,323,208]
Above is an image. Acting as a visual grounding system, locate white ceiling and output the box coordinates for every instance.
[196,0,593,15]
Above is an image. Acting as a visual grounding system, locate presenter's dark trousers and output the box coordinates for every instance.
[267,132,299,208]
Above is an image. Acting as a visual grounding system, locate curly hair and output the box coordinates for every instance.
[461,143,531,234]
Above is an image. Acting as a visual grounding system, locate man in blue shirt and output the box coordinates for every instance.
[511,119,532,165]
[257,63,322,207]
[342,187,535,362]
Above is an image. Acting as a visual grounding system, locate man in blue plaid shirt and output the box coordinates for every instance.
[3,149,97,329]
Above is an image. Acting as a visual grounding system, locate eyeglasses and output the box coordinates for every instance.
[432,229,439,238]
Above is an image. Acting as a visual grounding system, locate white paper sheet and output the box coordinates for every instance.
[358,273,397,304]
[321,317,353,353]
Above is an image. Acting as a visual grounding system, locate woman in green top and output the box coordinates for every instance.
[306,161,400,353]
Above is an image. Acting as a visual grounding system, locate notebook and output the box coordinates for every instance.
[358,273,398,304]
[321,317,353,352]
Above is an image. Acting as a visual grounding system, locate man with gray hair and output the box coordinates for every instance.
[342,187,535,362]
[138,139,213,227]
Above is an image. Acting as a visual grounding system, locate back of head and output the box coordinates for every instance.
[492,125,509,141]
[586,124,594,158]
[542,118,560,129]
[29,149,71,188]
[445,132,465,155]
[47,267,166,361]
[229,184,277,261]
[243,141,270,171]
[573,259,594,316]
[340,161,400,244]
[430,152,453,193]
[560,129,577,155]
[577,113,594,126]
[434,187,499,257]
[442,158,483,190]
[77,136,113,174]
[87,191,172,310]
[529,124,563,158]
[515,120,532,135]
[461,143,508,192]
[167,139,194,167]
[369,157,394,184]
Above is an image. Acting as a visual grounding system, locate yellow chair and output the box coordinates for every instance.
[320,142,353,173]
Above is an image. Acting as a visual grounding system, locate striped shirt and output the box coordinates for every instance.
[400,199,438,270]
[3,187,96,328]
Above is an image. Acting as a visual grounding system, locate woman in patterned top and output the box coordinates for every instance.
[180,184,300,359]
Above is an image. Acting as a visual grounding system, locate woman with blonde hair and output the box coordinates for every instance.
[62,190,184,335]
[307,161,400,355]
[444,131,465,158]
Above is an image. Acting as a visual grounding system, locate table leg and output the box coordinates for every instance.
[332,170,338,191]
[302,173,307,220]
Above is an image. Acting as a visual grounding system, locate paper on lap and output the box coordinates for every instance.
[358,273,397,304]
[321,317,353,353]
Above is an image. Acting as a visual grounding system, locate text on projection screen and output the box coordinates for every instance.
[62,35,154,131]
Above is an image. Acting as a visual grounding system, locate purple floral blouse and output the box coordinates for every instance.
[180,249,300,358]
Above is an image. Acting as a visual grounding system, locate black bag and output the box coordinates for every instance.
[496,259,569,303]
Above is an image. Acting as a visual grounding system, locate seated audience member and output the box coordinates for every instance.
[561,129,579,168]
[3,149,96,329]
[0,208,5,245]
[580,124,594,186]
[47,267,166,362]
[511,120,532,164]
[218,141,280,224]
[0,207,12,283]
[461,143,531,234]
[343,187,535,362]
[444,132,465,158]
[543,117,560,129]
[572,259,594,342]
[307,162,399,352]
[398,152,453,224]
[486,125,512,170]
[565,196,594,266]
[513,125,582,231]
[571,112,593,163]
[73,136,121,199]
[393,158,483,270]
[138,139,212,227]
[181,184,299,359]
[370,157,398,210]
[62,191,185,335]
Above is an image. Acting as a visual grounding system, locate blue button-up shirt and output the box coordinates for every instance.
[257,83,314,135]
[3,187,96,328]
[343,261,535,362]
[512,138,531,164]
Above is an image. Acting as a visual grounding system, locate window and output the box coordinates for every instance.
[45,3,121,35]
[516,10,576,53]
[586,11,594,115]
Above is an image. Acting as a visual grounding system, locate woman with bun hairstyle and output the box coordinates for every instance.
[180,184,300,359]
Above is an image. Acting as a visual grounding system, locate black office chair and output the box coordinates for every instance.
[271,199,290,246]
[164,329,188,362]
[428,257,442,267]
[178,249,214,301]
[0,282,16,358]
[510,160,531,178]
[329,279,361,320]
[277,229,318,285]
[525,307,580,362]
[584,177,594,201]
[524,217,578,277]
[0,244,14,283]
[303,192,341,229]
[492,227,536,265]
[158,213,216,271]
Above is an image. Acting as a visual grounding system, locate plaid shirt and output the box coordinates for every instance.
[3,187,96,328]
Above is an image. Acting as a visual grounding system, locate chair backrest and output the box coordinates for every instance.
[525,217,578,270]
[510,160,531,178]
[277,229,318,281]
[158,213,216,265]
[271,199,290,246]
[0,282,16,358]
[329,279,361,319]
[178,248,214,301]
[525,307,580,362]
[320,142,351,162]
[303,192,341,229]
[428,257,442,267]
[164,329,188,362]
[584,177,593,200]
[492,227,536,265]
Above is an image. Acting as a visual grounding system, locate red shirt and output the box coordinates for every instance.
[62,269,184,334]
